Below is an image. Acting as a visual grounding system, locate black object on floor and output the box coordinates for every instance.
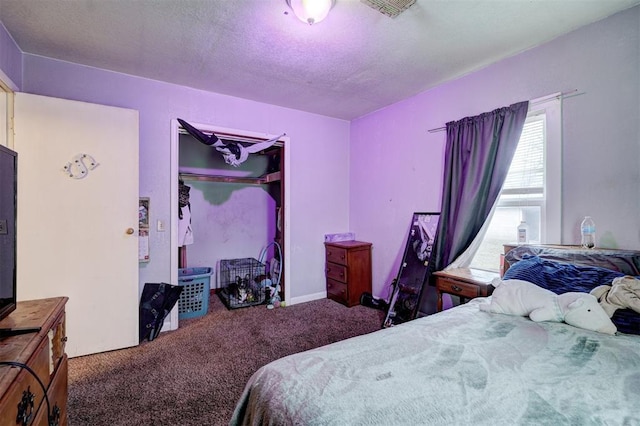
[360,292,388,311]
[139,282,183,342]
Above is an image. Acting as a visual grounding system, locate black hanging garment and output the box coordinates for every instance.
[178,179,191,219]
[139,282,183,342]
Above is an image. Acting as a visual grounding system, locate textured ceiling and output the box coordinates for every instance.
[0,0,638,120]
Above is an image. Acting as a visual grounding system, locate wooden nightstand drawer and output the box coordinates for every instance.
[436,278,479,299]
[326,262,347,283]
[433,268,498,312]
[325,246,348,266]
[327,279,348,304]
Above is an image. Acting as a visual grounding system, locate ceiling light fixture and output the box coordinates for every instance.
[286,0,336,25]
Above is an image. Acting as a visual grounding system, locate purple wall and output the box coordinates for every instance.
[0,22,21,89]
[351,5,640,298]
[2,6,639,302]
[18,56,351,303]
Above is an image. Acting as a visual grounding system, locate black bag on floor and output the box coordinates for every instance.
[139,282,183,342]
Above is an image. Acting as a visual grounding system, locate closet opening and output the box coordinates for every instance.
[170,120,289,324]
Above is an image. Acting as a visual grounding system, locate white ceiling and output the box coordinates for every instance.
[0,0,638,120]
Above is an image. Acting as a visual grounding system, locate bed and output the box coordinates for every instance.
[230,245,640,425]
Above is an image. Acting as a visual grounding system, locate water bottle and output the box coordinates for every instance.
[580,216,596,249]
[517,221,529,244]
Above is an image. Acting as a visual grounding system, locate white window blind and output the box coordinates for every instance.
[501,118,544,201]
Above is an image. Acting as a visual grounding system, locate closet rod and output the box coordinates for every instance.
[427,89,580,133]
[179,171,281,185]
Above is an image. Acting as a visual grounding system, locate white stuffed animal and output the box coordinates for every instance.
[479,278,617,335]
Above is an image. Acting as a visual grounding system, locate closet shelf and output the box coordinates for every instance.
[179,171,281,185]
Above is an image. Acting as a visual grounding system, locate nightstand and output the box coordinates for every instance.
[433,268,498,312]
[324,240,372,307]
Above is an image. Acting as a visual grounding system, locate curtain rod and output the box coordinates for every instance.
[427,89,580,133]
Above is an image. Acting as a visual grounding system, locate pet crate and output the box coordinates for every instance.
[178,267,213,319]
[218,258,266,309]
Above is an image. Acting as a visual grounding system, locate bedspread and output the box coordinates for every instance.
[230,299,640,425]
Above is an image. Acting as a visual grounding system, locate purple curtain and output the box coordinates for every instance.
[419,101,529,315]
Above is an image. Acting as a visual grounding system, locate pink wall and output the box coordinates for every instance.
[351,6,640,298]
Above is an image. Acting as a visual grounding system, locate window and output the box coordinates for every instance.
[469,94,561,272]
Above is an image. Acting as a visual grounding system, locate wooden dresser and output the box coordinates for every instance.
[324,241,372,307]
[0,297,68,426]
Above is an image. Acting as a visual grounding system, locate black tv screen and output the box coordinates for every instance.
[0,144,17,321]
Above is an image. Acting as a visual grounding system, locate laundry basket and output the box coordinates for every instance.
[178,267,213,319]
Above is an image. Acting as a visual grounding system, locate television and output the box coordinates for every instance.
[0,144,17,322]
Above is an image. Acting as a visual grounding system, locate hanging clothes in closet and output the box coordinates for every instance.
[178,179,194,267]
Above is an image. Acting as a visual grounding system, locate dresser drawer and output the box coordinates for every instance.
[326,279,348,304]
[49,312,66,374]
[0,298,69,426]
[436,278,479,299]
[32,355,68,426]
[0,339,50,426]
[325,246,348,266]
[326,262,347,283]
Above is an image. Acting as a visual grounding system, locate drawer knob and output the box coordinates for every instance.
[451,285,462,292]
[17,386,35,426]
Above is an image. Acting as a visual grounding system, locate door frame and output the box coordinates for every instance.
[0,70,17,149]
[169,119,291,328]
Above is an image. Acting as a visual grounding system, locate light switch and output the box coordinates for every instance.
[157,220,165,232]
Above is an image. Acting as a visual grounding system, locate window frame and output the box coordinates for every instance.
[532,93,562,244]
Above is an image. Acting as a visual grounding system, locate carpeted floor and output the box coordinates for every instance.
[68,295,385,425]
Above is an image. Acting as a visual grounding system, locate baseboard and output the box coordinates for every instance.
[288,291,327,306]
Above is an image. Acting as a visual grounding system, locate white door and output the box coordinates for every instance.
[14,93,139,358]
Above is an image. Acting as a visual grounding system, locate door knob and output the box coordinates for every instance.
[126,228,135,235]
